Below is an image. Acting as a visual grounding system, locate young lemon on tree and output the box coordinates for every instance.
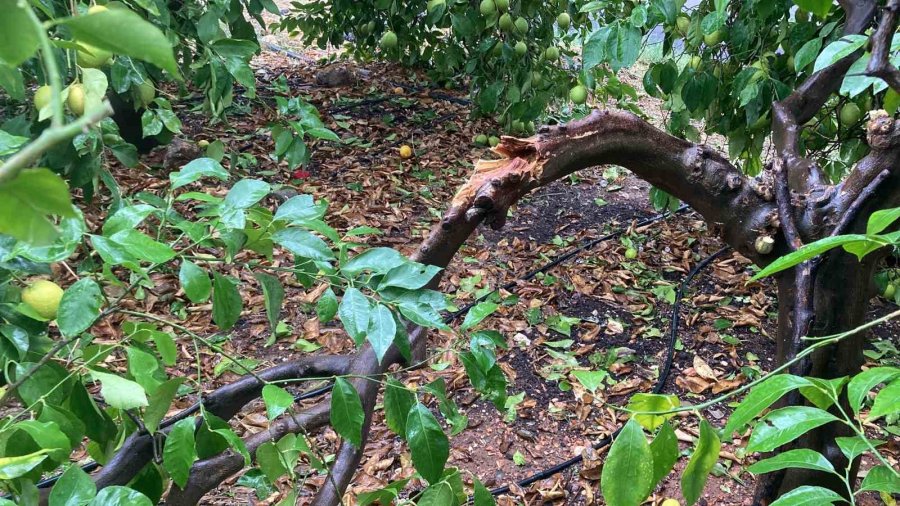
[87,4,107,14]
[840,103,861,126]
[514,17,528,34]
[569,84,587,104]
[545,46,560,60]
[399,144,413,159]
[67,84,85,116]
[514,41,527,57]
[703,29,724,46]
[557,12,570,29]
[499,13,514,31]
[34,85,53,111]
[495,0,508,10]
[676,15,690,35]
[480,0,496,16]
[380,31,398,50]
[22,279,64,320]
[76,42,112,68]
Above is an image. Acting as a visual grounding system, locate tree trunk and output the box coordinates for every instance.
[756,252,880,503]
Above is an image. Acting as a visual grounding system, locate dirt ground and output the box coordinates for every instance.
[55,23,900,506]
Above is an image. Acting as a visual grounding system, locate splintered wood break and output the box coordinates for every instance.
[449,153,541,210]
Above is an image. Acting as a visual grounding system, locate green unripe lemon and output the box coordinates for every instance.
[367,20,376,33]
[569,85,587,104]
[545,46,560,60]
[198,139,210,148]
[689,55,702,70]
[77,43,111,68]
[514,41,527,56]
[514,17,528,34]
[22,279,64,320]
[380,31,398,49]
[704,29,724,46]
[557,13,570,29]
[840,103,861,126]
[883,283,896,299]
[531,71,542,86]
[495,0,509,10]
[625,248,638,259]
[488,135,500,147]
[676,15,690,35]
[475,134,488,145]
[67,84,85,116]
[492,42,503,57]
[34,85,52,111]
[480,0,496,16]
[426,0,445,12]
[499,13,514,31]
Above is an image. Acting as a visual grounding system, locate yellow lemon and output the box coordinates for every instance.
[76,43,112,68]
[67,84,85,116]
[661,500,681,506]
[22,280,64,320]
[399,145,413,159]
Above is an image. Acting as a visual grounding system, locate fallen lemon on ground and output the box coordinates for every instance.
[661,499,680,506]
[399,145,413,159]
[22,279,64,320]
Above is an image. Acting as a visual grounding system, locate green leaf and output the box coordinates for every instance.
[0,450,49,480]
[169,158,228,188]
[163,418,198,489]
[342,247,406,276]
[273,195,327,224]
[108,229,175,263]
[418,482,455,506]
[600,418,653,506]
[144,377,184,434]
[406,403,449,485]
[367,303,397,363]
[607,22,641,71]
[813,35,868,73]
[627,393,679,431]
[0,0,39,66]
[767,485,843,506]
[794,38,822,72]
[330,378,364,448]
[103,204,156,236]
[88,486,152,506]
[92,371,148,410]
[338,287,370,346]
[681,420,720,506]
[847,367,900,414]
[794,0,833,18]
[273,228,334,262]
[62,9,180,77]
[869,378,900,420]
[379,263,441,290]
[571,370,607,394]
[262,384,294,421]
[460,301,498,331]
[254,273,284,335]
[472,479,496,506]
[747,406,839,453]
[383,378,416,437]
[747,449,836,475]
[649,422,679,488]
[212,272,242,330]
[56,278,103,338]
[858,465,900,494]
[0,169,76,245]
[49,464,97,506]
[749,234,878,281]
[866,207,900,235]
[316,287,338,323]
[722,374,813,439]
[835,435,883,462]
[179,260,211,303]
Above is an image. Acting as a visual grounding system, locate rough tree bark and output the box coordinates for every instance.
[45,1,900,504]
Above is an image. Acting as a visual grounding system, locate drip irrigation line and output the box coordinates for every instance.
[31,204,695,493]
[481,245,731,500]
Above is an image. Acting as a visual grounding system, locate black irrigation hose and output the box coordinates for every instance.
[32,204,695,492]
[481,245,731,500]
